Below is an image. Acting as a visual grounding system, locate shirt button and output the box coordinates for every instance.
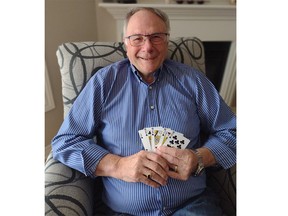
[149,86,153,90]
[150,105,155,110]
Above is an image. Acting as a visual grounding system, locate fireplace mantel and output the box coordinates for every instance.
[99,3,236,20]
[98,1,236,106]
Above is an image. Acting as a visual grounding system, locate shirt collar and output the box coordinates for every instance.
[130,63,163,84]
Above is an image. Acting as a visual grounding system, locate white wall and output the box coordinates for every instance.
[45,0,100,158]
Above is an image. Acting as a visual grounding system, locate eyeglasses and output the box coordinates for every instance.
[125,33,170,47]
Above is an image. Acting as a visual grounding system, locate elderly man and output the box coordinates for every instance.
[52,7,236,216]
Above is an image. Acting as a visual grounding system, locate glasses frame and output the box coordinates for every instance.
[125,32,170,47]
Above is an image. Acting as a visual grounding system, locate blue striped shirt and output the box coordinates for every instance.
[52,58,236,215]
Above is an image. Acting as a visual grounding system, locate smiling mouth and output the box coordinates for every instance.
[139,57,155,61]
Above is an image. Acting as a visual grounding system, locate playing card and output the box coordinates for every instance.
[146,127,154,149]
[138,126,190,151]
[151,126,164,150]
[138,128,152,151]
[157,127,173,147]
[163,131,190,149]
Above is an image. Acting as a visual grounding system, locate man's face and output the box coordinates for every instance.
[124,10,169,78]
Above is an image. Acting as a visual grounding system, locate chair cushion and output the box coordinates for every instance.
[56,37,205,117]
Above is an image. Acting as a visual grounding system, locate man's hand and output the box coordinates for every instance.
[156,146,217,180]
[155,146,198,180]
[95,150,170,188]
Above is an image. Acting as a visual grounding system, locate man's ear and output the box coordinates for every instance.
[123,39,129,51]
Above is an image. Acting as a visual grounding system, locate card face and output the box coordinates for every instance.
[157,128,173,147]
[138,127,190,151]
[146,128,153,150]
[138,128,151,151]
[163,131,190,149]
[151,127,164,150]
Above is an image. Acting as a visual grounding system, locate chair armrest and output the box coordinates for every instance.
[206,165,236,216]
[45,151,95,215]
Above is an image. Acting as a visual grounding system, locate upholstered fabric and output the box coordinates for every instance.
[45,37,236,216]
[45,152,95,216]
[207,166,236,216]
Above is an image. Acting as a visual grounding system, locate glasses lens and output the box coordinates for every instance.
[129,35,144,46]
[150,33,167,44]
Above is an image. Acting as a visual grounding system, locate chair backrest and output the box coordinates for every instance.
[56,37,205,117]
[54,38,236,215]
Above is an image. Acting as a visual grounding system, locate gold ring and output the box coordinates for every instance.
[174,165,178,172]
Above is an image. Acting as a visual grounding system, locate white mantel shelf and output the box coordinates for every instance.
[99,3,236,20]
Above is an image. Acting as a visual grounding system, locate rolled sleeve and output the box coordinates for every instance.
[51,74,109,177]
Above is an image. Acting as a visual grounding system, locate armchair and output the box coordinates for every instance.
[45,37,236,216]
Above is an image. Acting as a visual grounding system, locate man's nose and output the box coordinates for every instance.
[142,37,154,49]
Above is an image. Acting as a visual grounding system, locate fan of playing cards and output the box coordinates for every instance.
[138,127,190,151]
